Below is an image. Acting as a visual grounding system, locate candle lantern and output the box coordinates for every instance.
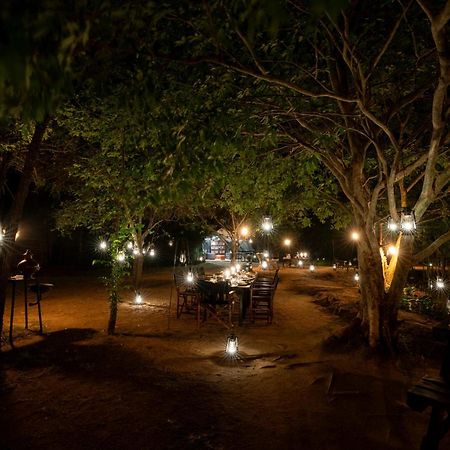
[226,333,239,355]
[400,209,416,233]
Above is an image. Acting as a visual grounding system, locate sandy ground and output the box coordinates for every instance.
[0,265,448,450]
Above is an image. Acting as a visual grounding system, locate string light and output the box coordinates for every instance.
[117,252,126,263]
[127,242,133,250]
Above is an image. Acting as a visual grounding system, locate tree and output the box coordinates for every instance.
[152,0,449,348]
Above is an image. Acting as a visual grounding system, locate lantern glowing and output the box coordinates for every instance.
[240,226,250,238]
[436,278,445,290]
[149,248,155,257]
[133,248,139,256]
[235,263,241,272]
[400,210,416,233]
[263,250,269,258]
[186,272,194,283]
[117,252,126,263]
[127,242,133,250]
[99,240,107,251]
[230,265,236,275]
[261,217,273,232]
[284,238,291,247]
[351,231,359,241]
[226,333,238,355]
[262,260,268,270]
[387,217,398,232]
[298,260,304,267]
[309,264,315,272]
[224,269,231,279]
[332,263,337,270]
[135,293,143,304]
[387,245,398,256]
[354,273,360,282]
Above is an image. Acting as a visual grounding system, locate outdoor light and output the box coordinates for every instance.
[284,238,291,247]
[135,293,143,304]
[127,242,133,250]
[400,210,416,233]
[354,273,360,282]
[262,260,268,270]
[117,252,126,263]
[226,333,238,356]
[387,245,398,256]
[387,217,398,232]
[333,263,337,270]
[349,262,352,267]
[248,239,253,244]
[186,271,194,283]
[0,230,3,242]
[149,248,155,257]
[436,278,445,290]
[168,240,173,247]
[224,269,231,279]
[240,226,250,238]
[261,217,273,232]
[235,263,241,272]
[99,240,107,251]
[298,260,304,267]
[263,250,269,258]
[199,256,204,262]
[309,264,315,272]
[351,231,359,241]
[133,248,139,256]
[230,265,236,275]
[429,263,433,267]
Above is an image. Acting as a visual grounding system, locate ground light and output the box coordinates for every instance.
[309,264,315,272]
[149,248,155,257]
[298,260,304,267]
[333,263,337,270]
[354,273,360,282]
[226,332,239,356]
[262,260,268,270]
[135,292,143,304]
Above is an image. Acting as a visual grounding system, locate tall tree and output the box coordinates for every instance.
[152,0,450,348]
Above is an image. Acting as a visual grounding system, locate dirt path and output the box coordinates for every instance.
[0,267,447,449]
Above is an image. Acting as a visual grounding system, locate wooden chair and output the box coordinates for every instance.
[249,278,275,324]
[198,280,235,329]
[174,272,201,320]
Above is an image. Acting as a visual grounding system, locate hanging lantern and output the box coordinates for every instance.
[263,250,269,258]
[226,333,239,355]
[436,278,445,290]
[149,248,156,257]
[400,209,416,233]
[261,216,273,233]
[387,217,398,232]
[117,252,126,263]
[387,245,398,256]
[127,242,133,250]
[99,240,107,251]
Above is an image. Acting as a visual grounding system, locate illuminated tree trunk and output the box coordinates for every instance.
[107,260,121,335]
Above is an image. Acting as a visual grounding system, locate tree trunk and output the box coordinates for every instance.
[0,119,49,339]
[231,234,238,263]
[132,254,144,291]
[107,260,121,335]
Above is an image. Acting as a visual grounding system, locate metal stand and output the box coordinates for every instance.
[8,275,45,345]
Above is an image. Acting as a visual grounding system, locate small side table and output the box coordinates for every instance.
[8,275,48,345]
